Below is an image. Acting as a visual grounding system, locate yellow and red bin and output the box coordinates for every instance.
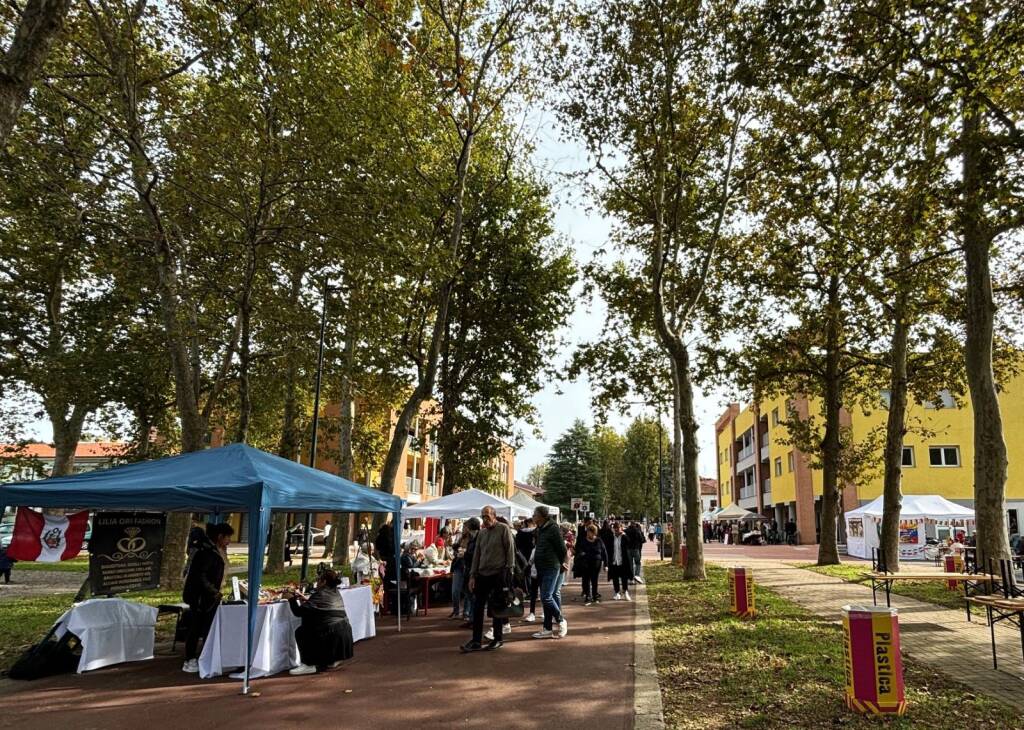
[841,604,906,716]
[728,566,755,617]
[944,554,964,590]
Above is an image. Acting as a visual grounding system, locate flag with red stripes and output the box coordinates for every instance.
[7,508,89,562]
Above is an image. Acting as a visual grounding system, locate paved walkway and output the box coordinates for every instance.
[704,550,1024,710]
[0,571,639,730]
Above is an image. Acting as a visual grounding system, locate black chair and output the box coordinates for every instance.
[990,558,1024,599]
[157,603,190,652]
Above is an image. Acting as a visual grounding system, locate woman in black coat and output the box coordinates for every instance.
[284,570,354,675]
[575,524,608,604]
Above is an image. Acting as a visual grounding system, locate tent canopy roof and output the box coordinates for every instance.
[0,443,402,514]
[402,488,530,521]
[509,490,560,518]
[714,503,761,521]
[845,494,974,521]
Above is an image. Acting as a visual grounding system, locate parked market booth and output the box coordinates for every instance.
[0,443,404,694]
[509,490,561,521]
[402,487,532,523]
[844,494,975,560]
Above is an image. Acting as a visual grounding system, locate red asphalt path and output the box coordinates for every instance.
[0,573,638,730]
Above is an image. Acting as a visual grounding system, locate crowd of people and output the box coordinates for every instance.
[701,519,799,545]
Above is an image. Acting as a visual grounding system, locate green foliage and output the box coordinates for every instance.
[543,419,603,510]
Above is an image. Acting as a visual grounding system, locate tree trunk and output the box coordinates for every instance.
[0,0,72,147]
[377,132,475,505]
[47,404,87,478]
[961,94,1011,563]
[817,277,843,566]
[266,267,305,574]
[677,347,705,579]
[879,280,910,572]
[669,359,684,566]
[325,323,357,563]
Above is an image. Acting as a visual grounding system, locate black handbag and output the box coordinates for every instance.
[488,568,525,618]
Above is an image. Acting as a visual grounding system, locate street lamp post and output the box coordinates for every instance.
[657,411,665,560]
[300,279,330,584]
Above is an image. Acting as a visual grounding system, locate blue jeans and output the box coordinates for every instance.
[450,565,465,616]
[539,568,563,630]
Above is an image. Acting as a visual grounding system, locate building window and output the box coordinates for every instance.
[901,446,915,467]
[787,451,794,472]
[923,390,957,410]
[771,407,779,426]
[774,457,782,476]
[929,446,960,467]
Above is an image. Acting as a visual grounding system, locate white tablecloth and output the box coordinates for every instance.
[199,586,375,680]
[340,585,375,642]
[54,598,157,673]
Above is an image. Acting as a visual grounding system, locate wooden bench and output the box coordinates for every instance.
[965,596,1024,669]
[862,571,995,618]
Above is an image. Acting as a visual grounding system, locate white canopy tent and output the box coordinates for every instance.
[509,491,561,520]
[714,503,761,521]
[844,494,975,560]
[401,488,531,522]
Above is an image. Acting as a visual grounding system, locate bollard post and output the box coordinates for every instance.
[841,605,906,716]
[728,566,755,618]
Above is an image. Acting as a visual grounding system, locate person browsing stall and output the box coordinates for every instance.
[283,569,354,675]
[181,522,233,673]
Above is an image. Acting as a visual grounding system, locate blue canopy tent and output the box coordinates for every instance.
[0,443,404,694]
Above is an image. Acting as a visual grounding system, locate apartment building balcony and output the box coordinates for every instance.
[759,442,770,460]
[406,476,422,494]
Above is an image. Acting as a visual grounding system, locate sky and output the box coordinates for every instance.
[513,114,728,484]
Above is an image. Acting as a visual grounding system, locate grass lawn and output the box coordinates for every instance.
[13,556,90,573]
[798,563,965,610]
[644,562,1018,729]
[0,565,325,673]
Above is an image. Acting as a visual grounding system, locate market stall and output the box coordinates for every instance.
[509,491,561,521]
[401,488,531,523]
[0,443,404,694]
[844,494,975,560]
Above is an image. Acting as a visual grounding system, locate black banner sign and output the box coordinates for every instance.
[89,512,166,595]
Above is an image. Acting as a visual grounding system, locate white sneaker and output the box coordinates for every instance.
[613,592,622,601]
[485,625,511,641]
[624,591,632,601]
[532,629,553,639]
[181,659,199,673]
[584,600,593,606]
[558,619,568,637]
[288,663,317,676]
[524,612,536,623]
[635,576,645,584]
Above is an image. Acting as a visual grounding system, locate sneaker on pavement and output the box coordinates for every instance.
[532,629,553,639]
[558,619,568,637]
[485,628,494,641]
[182,659,199,673]
[288,663,317,676]
[613,592,622,601]
[584,600,593,606]
[635,576,645,584]
[624,591,632,601]
[524,612,536,623]
[484,639,504,651]
[460,640,483,653]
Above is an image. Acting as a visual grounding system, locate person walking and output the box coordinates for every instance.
[0,544,14,583]
[608,522,634,601]
[575,524,607,605]
[626,521,645,584]
[515,517,538,622]
[448,522,471,619]
[531,506,568,639]
[181,522,233,673]
[461,507,515,653]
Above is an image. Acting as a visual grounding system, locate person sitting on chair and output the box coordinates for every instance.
[284,569,354,675]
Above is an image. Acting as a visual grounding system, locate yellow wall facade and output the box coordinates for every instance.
[716,426,734,507]
[851,372,1024,502]
[760,396,798,504]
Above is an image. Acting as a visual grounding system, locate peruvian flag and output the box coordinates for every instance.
[7,508,89,562]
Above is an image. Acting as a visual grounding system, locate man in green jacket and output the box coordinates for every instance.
[531,506,568,639]
[461,505,515,653]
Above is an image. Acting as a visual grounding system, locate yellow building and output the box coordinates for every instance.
[716,374,1024,544]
